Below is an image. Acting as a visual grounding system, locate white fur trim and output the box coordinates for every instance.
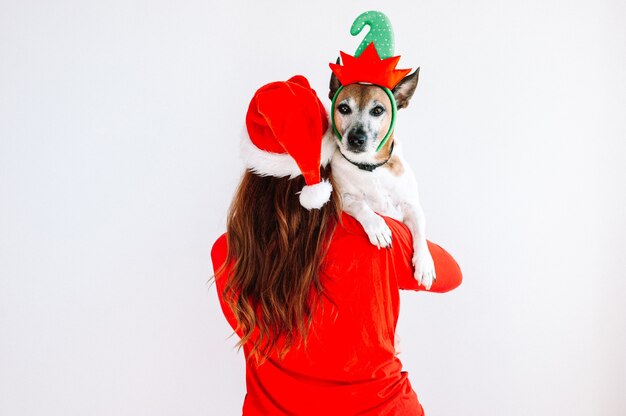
[299,179,332,210]
[239,126,337,178]
[240,128,301,178]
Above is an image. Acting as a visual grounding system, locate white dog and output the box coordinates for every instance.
[328,68,436,289]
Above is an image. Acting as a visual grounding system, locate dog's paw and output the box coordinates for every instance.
[362,215,392,248]
[412,247,436,290]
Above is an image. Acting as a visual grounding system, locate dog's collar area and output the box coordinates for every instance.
[340,141,395,172]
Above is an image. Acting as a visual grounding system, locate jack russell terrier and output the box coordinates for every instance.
[328,67,436,290]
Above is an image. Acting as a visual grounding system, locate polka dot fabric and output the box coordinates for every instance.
[351,10,395,58]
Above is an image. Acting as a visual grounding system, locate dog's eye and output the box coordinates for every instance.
[337,104,352,115]
[370,106,385,117]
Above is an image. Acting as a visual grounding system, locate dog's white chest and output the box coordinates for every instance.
[332,152,408,221]
[363,181,403,220]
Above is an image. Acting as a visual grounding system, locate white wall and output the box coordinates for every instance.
[1,1,624,415]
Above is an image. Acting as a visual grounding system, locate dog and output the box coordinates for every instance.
[328,67,436,290]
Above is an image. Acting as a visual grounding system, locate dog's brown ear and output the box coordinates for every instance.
[392,68,420,109]
[329,57,342,100]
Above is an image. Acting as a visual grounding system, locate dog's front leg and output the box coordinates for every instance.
[400,200,436,289]
[343,193,392,248]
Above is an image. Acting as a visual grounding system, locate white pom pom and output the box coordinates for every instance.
[299,179,332,210]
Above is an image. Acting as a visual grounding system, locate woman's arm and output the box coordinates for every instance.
[384,216,463,293]
[210,234,243,335]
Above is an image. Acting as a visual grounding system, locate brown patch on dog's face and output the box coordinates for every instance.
[385,154,404,176]
[332,85,393,157]
[374,133,394,163]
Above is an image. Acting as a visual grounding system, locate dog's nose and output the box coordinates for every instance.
[347,130,366,148]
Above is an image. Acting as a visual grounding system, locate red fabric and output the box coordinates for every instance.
[245,75,329,186]
[329,43,412,90]
[211,212,462,415]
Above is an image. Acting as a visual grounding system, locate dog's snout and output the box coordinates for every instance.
[347,128,367,149]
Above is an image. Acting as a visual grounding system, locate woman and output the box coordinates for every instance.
[211,76,462,415]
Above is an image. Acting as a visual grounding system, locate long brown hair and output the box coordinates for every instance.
[222,165,341,363]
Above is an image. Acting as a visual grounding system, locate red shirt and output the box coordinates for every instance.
[211,213,462,415]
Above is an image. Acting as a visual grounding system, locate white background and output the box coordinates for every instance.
[1,1,625,415]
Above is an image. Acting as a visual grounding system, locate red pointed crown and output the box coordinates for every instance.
[329,43,411,90]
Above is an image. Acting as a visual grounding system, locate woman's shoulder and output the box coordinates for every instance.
[326,212,414,269]
[332,212,412,251]
[211,233,228,273]
[334,212,410,237]
[330,212,462,293]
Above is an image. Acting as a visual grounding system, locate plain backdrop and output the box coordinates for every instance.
[1,1,625,415]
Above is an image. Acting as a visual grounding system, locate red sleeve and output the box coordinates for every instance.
[210,233,228,276]
[210,233,242,336]
[384,216,463,293]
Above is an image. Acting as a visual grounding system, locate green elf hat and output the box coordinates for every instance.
[329,11,411,151]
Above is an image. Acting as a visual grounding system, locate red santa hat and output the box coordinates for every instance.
[241,75,334,210]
